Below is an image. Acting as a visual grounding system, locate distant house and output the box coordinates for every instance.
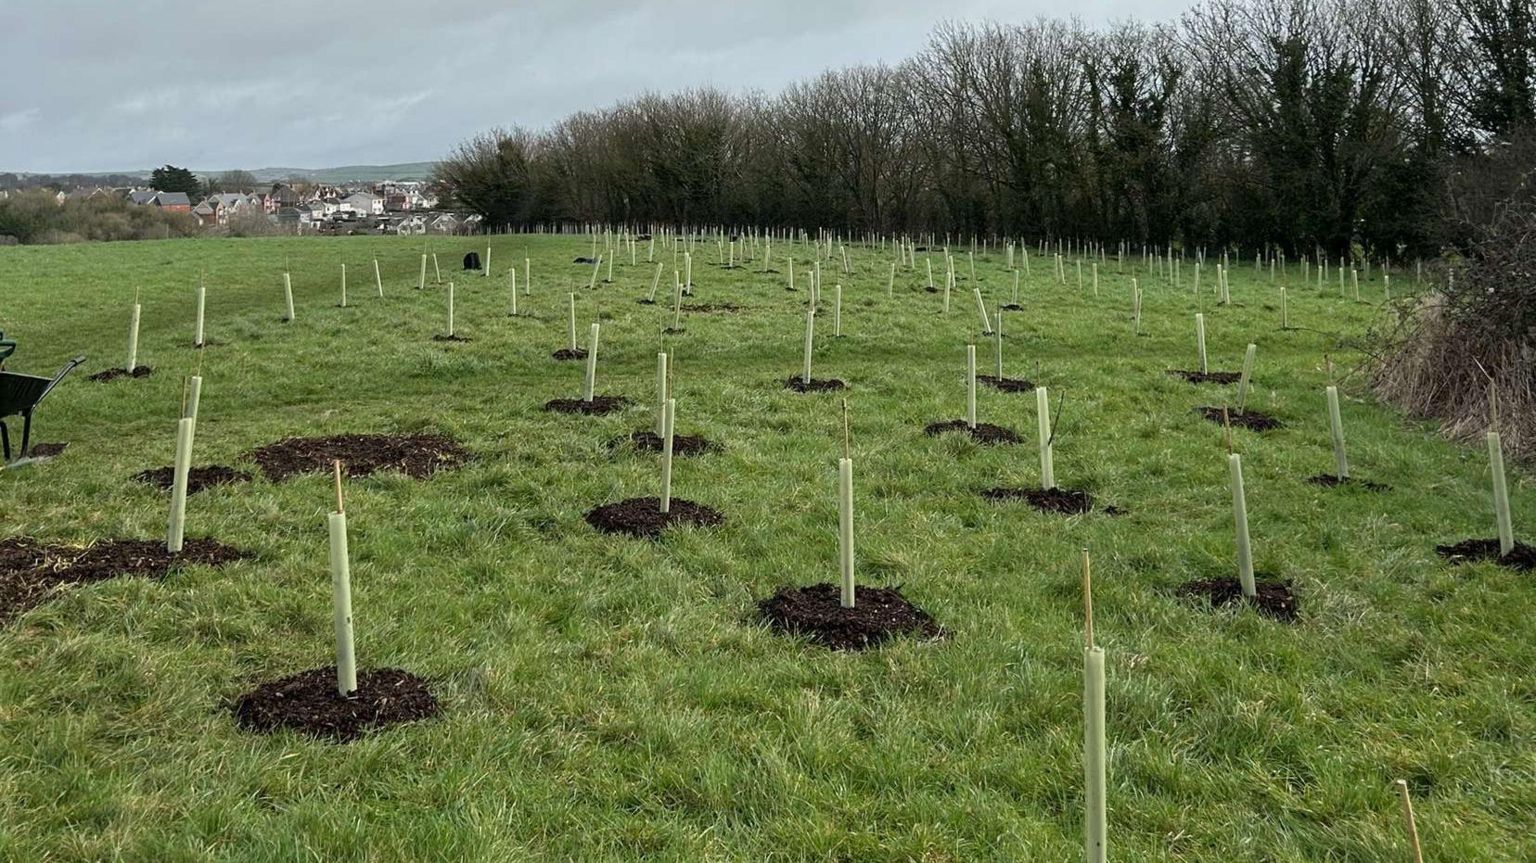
[195,192,260,225]
[343,191,384,216]
[152,191,191,213]
[395,215,426,236]
[429,213,459,234]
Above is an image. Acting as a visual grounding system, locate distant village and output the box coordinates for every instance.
[23,180,484,236]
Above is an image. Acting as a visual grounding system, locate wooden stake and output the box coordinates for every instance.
[1396,780,1424,863]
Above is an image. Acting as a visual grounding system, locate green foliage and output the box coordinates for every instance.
[0,190,199,244]
[149,164,201,196]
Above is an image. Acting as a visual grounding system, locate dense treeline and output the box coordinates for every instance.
[437,0,1536,259]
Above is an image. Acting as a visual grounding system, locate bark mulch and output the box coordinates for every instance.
[784,376,846,392]
[134,465,252,494]
[978,375,1034,392]
[1199,407,1282,431]
[609,430,716,457]
[231,667,439,742]
[1176,577,1299,622]
[584,496,725,538]
[89,367,153,382]
[1307,475,1391,492]
[247,433,470,482]
[545,396,630,415]
[1434,539,1536,572]
[1,536,246,624]
[757,583,943,650]
[980,487,1124,515]
[1169,370,1240,384]
[923,420,1021,445]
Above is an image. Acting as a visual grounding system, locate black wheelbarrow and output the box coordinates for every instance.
[0,356,86,463]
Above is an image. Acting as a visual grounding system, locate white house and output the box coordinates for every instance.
[342,191,384,216]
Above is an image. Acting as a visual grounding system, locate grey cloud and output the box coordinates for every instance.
[0,0,1191,173]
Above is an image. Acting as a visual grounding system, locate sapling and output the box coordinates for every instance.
[374,258,384,297]
[283,273,295,322]
[588,256,602,290]
[671,273,684,330]
[1036,386,1056,489]
[485,245,491,277]
[567,294,578,351]
[1226,413,1257,598]
[794,307,816,386]
[606,254,613,284]
[583,323,600,402]
[340,263,348,308]
[972,288,993,334]
[418,254,427,290]
[1132,279,1141,335]
[126,296,142,372]
[926,258,934,289]
[1489,386,1515,556]
[524,257,531,294]
[1280,287,1288,329]
[194,280,206,348]
[834,284,843,337]
[655,352,669,436]
[994,310,1004,379]
[1195,313,1208,374]
[1092,262,1099,297]
[329,461,357,696]
[660,398,676,513]
[432,253,441,284]
[1326,384,1349,480]
[1082,548,1107,863]
[1235,344,1257,413]
[966,345,978,429]
[648,263,663,303]
[1012,269,1020,305]
[166,412,194,553]
[838,400,855,608]
[887,262,895,297]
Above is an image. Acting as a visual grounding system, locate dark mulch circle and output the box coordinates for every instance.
[248,433,471,482]
[1,536,246,624]
[134,464,252,494]
[1199,407,1283,431]
[784,376,846,392]
[757,583,944,651]
[23,442,67,459]
[193,339,222,348]
[610,430,716,457]
[89,366,153,382]
[231,666,439,742]
[980,487,1124,515]
[1308,474,1391,492]
[1000,303,1024,311]
[978,375,1034,392]
[1434,538,1536,572]
[573,256,599,264]
[1169,370,1240,384]
[662,327,686,335]
[431,334,472,343]
[637,298,657,305]
[1176,577,1299,622]
[923,420,1021,445]
[544,396,630,415]
[923,285,940,293]
[680,303,743,313]
[584,496,725,538]
[551,348,588,361]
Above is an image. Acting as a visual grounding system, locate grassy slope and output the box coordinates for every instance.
[0,236,1531,862]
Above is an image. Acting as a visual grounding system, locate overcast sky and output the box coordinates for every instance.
[0,0,1191,174]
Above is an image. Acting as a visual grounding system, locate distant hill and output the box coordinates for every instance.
[5,162,438,186]
[236,163,438,184]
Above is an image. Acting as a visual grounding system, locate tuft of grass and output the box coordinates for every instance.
[0,236,1532,861]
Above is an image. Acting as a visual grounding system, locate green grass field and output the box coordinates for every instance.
[0,234,1531,861]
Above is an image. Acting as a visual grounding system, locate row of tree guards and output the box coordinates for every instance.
[92,226,1477,859]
